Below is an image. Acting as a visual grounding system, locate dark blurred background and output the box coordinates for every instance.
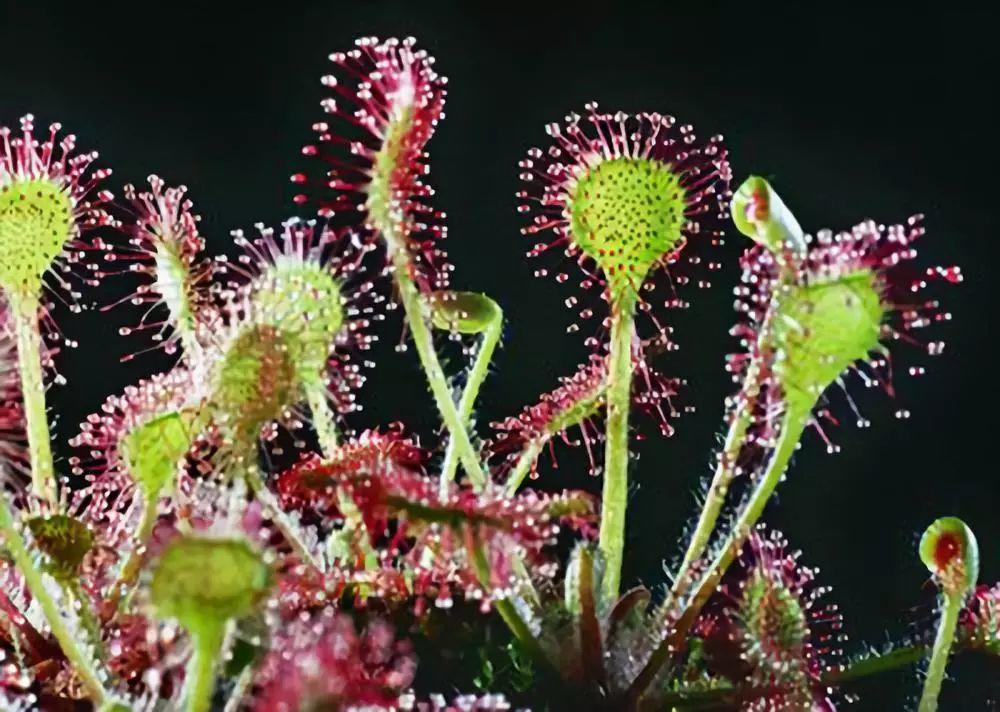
[3,1,997,708]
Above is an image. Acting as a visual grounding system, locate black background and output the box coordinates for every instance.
[2,1,997,708]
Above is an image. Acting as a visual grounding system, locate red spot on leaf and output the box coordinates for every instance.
[934,531,962,571]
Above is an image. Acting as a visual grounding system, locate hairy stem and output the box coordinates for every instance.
[245,464,323,571]
[106,491,160,614]
[223,661,255,712]
[306,383,339,456]
[685,408,808,616]
[468,527,550,670]
[504,438,546,497]
[918,592,962,712]
[673,253,795,590]
[598,293,636,601]
[440,304,503,495]
[629,405,809,704]
[831,645,928,683]
[673,387,753,584]
[388,251,487,489]
[8,289,57,505]
[66,578,106,660]
[183,622,226,712]
[305,375,384,573]
[0,496,108,703]
[657,644,931,709]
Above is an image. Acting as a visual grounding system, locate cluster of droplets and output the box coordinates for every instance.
[97,175,213,360]
[252,609,416,710]
[398,694,513,711]
[693,528,843,710]
[214,220,379,415]
[293,36,452,293]
[0,26,981,712]
[518,103,730,333]
[488,351,683,480]
[961,583,1000,654]
[276,426,427,516]
[276,434,597,611]
[489,355,608,478]
[0,114,115,297]
[730,197,959,457]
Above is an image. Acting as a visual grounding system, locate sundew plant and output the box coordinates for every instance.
[0,35,993,712]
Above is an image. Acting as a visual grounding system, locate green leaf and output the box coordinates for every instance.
[150,536,272,637]
[919,517,979,597]
[120,410,196,498]
[429,291,502,334]
[731,175,805,253]
[26,514,94,581]
[0,177,74,291]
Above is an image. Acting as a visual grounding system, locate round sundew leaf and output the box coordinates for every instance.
[770,270,885,413]
[150,536,272,636]
[249,257,344,389]
[429,291,502,334]
[730,176,805,253]
[567,156,687,298]
[739,569,809,665]
[25,514,94,580]
[0,178,74,292]
[250,257,344,343]
[210,323,299,440]
[119,409,196,498]
[920,517,979,597]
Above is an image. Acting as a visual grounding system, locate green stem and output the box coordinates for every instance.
[390,249,486,489]
[656,644,930,710]
[223,661,255,712]
[300,390,380,570]
[245,464,323,570]
[106,490,160,613]
[918,593,963,712]
[688,406,808,615]
[306,383,339,457]
[672,398,752,587]
[598,294,636,601]
[8,289,57,505]
[440,305,503,495]
[183,622,226,712]
[66,578,106,660]
[831,645,928,683]
[468,527,550,670]
[504,438,546,497]
[0,496,108,703]
[673,254,795,591]
[629,405,810,705]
